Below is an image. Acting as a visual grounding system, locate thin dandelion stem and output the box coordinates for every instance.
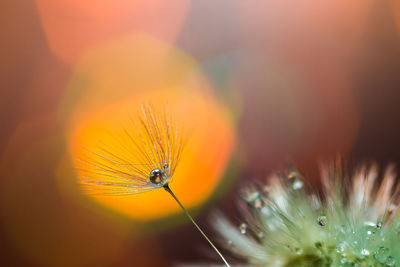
[163,184,230,267]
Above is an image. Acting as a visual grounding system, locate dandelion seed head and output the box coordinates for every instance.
[213,162,400,266]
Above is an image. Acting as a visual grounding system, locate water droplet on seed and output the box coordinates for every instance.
[336,243,345,253]
[287,171,303,190]
[239,223,247,234]
[292,180,303,190]
[374,246,389,263]
[386,255,395,266]
[318,215,327,226]
[315,242,323,249]
[361,249,370,256]
[294,247,303,254]
[149,168,167,185]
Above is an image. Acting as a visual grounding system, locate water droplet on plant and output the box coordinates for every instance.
[364,221,377,238]
[227,240,233,246]
[287,171,303,190]
[239,223,247,234]
[246,191,264,210]
[386,255,395,266]
[336,243,345,253]
[246,191,260,202]
[315,242,323,249]
[149,168,167,185]
[294,247,303,254]
[292,180,303,190]
[377,221,383,229]
[374,247,389,263]
[361,249,370,256]
[318,215,327,226]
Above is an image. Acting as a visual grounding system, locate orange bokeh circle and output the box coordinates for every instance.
[68,89,235,221]
[35,0,189,64]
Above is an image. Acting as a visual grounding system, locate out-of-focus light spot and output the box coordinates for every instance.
[59,34,198,118]
[0,116,163,267]
[68,89,235,221]
[35,0,189,64]
[62,36,235,221]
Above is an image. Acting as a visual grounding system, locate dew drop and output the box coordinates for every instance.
[246,191,260,202]
[294,247,303,254]
[315,242,323,249]
[377,221,383,229]
[149,168,167,185]
[163,163,169,169]
[258,231,264,238]
[239,223,247,234]
[336,243,345,253]
[287,171,303,190]
[318,215,327,226]
[374,246,389,263]
[227,240,233,246]
[361,249,370,256]
[246,191,264,210]
[292,180,303,190]
[364,221,377,238]
[386,255,395,266]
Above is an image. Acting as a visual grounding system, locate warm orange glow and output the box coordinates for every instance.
[393,0,400,34]
[62,35,235,221]
[35,0,189,64]
[59,34,199,117]
[68,89,235,221]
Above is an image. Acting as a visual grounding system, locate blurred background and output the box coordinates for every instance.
[1,0,400,266]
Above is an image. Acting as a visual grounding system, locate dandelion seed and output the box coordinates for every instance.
[213,162,400,266]
[77,104,230,266]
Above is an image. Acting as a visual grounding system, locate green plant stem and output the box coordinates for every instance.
[163,184,230,267]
